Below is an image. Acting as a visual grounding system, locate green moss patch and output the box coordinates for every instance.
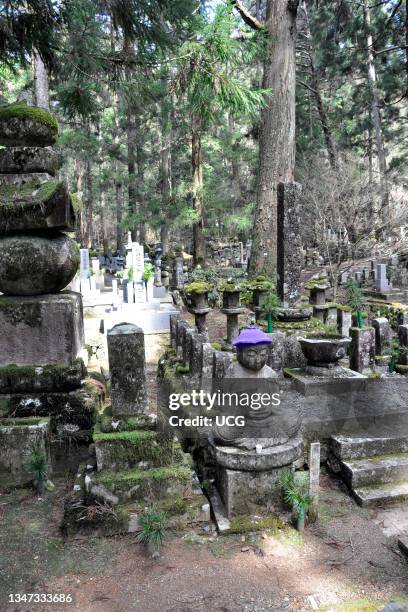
[96,465,192,494]
[185,281,210,294]
[229,514,285,534]
[0,179,63,207]
[0,102,58,132]
[396,364,408,375]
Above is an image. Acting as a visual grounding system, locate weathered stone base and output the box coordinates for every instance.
[216,465,287,517]
[0,292,84,366]
[0,359,86,393]
[62,464,210,537]
[0,417,50,488]
[0,385,101,433]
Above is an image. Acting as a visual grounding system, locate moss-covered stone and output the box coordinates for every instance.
[0,359,85,393]
[185,281,210,295]
[229,514,285,534]
[91,464,193,503]
[0,102,58,146]
[94,430,183,471]
[396,364,408,375]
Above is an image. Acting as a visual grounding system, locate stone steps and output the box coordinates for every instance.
[331,434,408,460]
[353,481,408,507]
[342,453,408,488]
[330,433,408,507]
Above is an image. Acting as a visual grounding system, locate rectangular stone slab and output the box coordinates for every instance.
[0,178,75,233]
[0,417,50,487]
[0,291,84,366]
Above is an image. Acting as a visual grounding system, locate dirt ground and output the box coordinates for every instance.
[1,470,407,612]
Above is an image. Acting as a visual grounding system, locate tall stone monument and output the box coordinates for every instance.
[0,102,96,472]
[276,182,303,306]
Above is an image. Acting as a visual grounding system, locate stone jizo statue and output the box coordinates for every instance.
[212,327,300,450]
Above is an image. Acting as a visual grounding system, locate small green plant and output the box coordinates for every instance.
[346,278,366,328]
[127,266,134,281]
[261,289,280,332]
[142,262,155,282]
[26,445,47,494]
[136,506,167,554]
[279,469,310,532]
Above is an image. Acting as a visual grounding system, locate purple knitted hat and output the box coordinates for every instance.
[232,326,272,348]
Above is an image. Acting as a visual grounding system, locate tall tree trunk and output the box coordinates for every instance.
[363,0,389,218]
[116,178,124,253]
[192,112,205,266]
[84,157,93,248]
[127,107,138,241]
[299,1,337,170]
[249,0,299,278]
[74,158,83,244]
[160,105,172,255]
[229,114,243,211]
[136,120,145,243]
[32,49,49,109]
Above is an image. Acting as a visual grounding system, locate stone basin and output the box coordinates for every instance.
[298,334,351,365]
[276,307,312,321]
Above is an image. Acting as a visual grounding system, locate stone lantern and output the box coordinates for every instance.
[220,284,245,345]
[185,282,211,336]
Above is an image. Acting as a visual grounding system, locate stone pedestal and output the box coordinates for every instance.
[0,292,84,366]
[350,327,375,373]
[107,323,147,416]
[373,317,391,355]
[212,437,303,516]
[337,309,352,337]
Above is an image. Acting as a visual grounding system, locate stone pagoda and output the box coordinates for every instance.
[0,102,99,482]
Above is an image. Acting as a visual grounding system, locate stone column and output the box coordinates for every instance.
[172,256,184,290]
[308,442,320,523]
[276,182,303,306]
[350,327,375,373]
[398,325,408,365]
[107,323,147,416]
[337,308,352,337]
[154,257,162,287]
[372,317,391,355]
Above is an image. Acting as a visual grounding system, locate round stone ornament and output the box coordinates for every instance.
[0,232,79,295]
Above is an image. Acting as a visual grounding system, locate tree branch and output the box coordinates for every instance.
[229,0,264,31]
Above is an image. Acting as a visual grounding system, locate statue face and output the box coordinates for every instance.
[237,344,269,371]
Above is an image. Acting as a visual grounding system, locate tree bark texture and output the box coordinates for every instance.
[32,49,50,110]
[249,0,299,279]
[192,112,205,266]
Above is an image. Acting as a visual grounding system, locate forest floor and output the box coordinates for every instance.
[1,470,408,612]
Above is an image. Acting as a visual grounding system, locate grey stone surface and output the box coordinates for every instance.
[0,232,79,295]
[309,287,327,306]
[353,481,408,507]
[172,256,184,290]
[342,453,408,488]
[331,433,408,460]
[267,331,286,372]
[298,336,351,366]
[211,436,303,471]
[337,309,352,336]
[308,442,320,521]
[170,312,181,349]
[0,291,84,366]
[276,182,303,306]
[0,179,75,233]
[0,146,58,175]
[107,323,147,416]
[213,350,234,380]
[350,327,375,372]
[216,464,289,517]
[190,332,206,378]
[0,359,85,393]
[373,317,391,355]
[0,109,58,146]
[0,417,50,487]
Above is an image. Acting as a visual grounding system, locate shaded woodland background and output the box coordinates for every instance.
[0,0,407,273]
